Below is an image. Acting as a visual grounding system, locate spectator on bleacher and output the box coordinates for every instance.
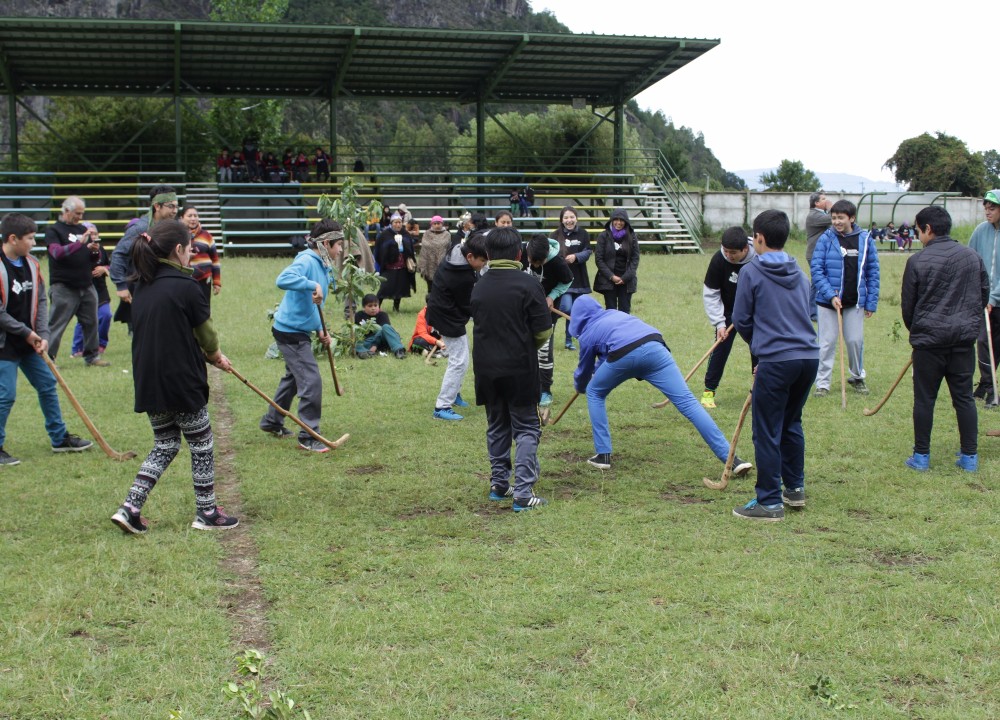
[397,204,413,225]
[884,222,897,248]
[294,151,310,183]
[70,222,112,360]
[181,206,221,306]
[375,213,415,313]
[898,222,914,252]
[522,185,536,217]
[379,205,393,234]
[229,151,246,182]
[417,216,452,293]
[281,148,294,178]
[241,140,262,182]
[495,210,514,228]
[263,152,285,183]
[594,208,640,314]
[216,147,232,184]
[44,197,109,367]
[551,206,592,349]
[509,188,521,217]
[313,147,332,183]
[110,185,180,325]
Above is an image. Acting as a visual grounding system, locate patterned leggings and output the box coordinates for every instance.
[123,407,216,513]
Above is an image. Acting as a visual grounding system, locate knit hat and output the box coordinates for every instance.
[431,215,443,223]
[398,204,408,212]
[985,189,1000,206]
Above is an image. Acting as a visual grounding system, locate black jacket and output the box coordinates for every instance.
[901,236,989,349]
[427,244,478,337]
[593,208,640,294]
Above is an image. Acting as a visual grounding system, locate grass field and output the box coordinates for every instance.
[1,237,997,719]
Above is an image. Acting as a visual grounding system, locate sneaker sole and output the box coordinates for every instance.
[52,444,93,453]
[782,495,806,508]
[0,459,21,467]
[732,462,753,477]
[191,518,240,530]
[298,444,330,453]
[111,511,147,535]
[732,509,784,522]
[587,460,611,470]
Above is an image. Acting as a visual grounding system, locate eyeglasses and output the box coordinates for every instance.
[162,203,178,210]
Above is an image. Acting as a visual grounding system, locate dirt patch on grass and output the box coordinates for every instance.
[847,508,872,520]
[660,483,710,504]
[872,550,935,566]
[551,451,579,463]
[209,370,273,656]
[346,464,385,476]
[398,507,456,520]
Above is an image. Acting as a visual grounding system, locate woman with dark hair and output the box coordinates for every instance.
[593,208,640,313]
[550,206,592,349]
[180,205,221,305]
[374,213,415,312]
[111,220,237,535]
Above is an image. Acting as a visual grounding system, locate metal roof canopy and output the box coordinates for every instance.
[0,17,718,104]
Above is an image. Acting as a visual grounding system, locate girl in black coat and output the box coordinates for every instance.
[550,205,593,349]
[375,213,416,312]
[593,208,640,314]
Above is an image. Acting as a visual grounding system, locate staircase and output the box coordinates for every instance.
[637,183,701,253]
[184,182,223,244]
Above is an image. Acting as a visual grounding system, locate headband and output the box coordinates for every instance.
[153,192,178,205]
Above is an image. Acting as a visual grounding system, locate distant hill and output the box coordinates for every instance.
[735,169,902,193]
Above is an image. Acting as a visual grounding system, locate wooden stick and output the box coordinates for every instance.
[703,380,753,491]
[837,305,847,410]
[42,353,136,461]
[228,366,349,450]
[424,345,438,365]
[987,307,998,405]
[551,306,571,321]
[547,392,579,426]
[863,357,913,416]
[652,324,734,409]
[316,305,344,396]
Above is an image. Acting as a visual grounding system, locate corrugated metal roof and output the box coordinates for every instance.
[0,17,718,105]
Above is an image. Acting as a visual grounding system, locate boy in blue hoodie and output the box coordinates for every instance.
[259,220,342,453]
[731,210,819,521]
[569,295,751,475]
[810,199,880,397]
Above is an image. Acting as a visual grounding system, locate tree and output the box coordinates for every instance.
[759,160,820,192]
[983,149,1000,189]
[884,132,987,197]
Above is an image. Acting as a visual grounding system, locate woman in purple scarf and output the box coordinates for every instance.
[593,208,640,313]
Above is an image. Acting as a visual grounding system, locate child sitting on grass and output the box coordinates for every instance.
[355,294,407,359]
[409,296,445,355]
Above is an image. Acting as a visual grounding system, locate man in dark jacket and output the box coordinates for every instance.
[901,206,989,473]
[427,233,488,421]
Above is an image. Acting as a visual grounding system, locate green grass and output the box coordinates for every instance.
[2,240,998,719]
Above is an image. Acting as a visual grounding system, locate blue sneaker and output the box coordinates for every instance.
[905,452,929,471]
[732,498,784,521]
[955,453,978,472]
[433,407,463,421]
[489,484,513,501]
[453,393,469,408]
[539,392,553,407]
[512,495,548,512]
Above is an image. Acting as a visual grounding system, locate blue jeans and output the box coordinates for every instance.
[751,358,818,506]
[558,293,576,343]
[0,352,68,448]
[585,341,729,459]
[72,302,112,355]
[356,325,405,354]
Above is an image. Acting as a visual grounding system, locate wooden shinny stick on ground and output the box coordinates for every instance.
[862,357,913,417]
[652,324,735,409]
[316,305,345,396]
[424,345,438,365]
[228,366,349,450]
[42,353,137,461]
[547,392,579,426]
[703,380,753,491]
[837,305,847,410]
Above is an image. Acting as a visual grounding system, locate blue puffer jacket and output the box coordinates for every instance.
[810,224,880,312]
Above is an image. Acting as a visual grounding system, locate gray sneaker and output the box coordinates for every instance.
[813,387,829,398]
[848,378,869,395]
[0,447,21,466]
[782,487,805,508]
[733,499,784,521]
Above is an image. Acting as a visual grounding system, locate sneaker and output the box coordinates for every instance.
[732,498,784,521]
[433,407,464,421]
[71,351,83,359]
[453,393,469,408]
[955,453,979,472]
[0,447,21,466]
[52,434,93,453]
[565,340,575,351]
[782,487,805,507]
[297,438,330,453]
[848,378,870,395]
[111,506,148,535]
[489,484,513,501]
[355,350,371,360]
[701,390,717,408]
[191,506,239,530]
[539,392,553,407]
[813,387,829,398]
[260,424,293,438]
[394,349,407,359]
[587,453,612,470]
[512,494,548,512]
[86,358,111,367]
[732,456,753,477]
[905,452,929,471]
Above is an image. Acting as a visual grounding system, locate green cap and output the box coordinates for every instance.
[985,189,1000,205]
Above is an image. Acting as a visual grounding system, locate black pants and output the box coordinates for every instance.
[912,344,977,455]
[602,286,632,314]
[703,324,758,392]
[976,305,1000,393]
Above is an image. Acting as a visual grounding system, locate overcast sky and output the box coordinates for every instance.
[536,0,987,183]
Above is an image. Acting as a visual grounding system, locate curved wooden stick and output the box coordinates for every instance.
[551,307,571,321]
[42,353,136,461]
[863,357,913,416]
[987,307,998,404]
[316,305,344,396]
[837,305,847,410]
[424,345,438,365]
[547,392,579,426]
[652,324,735,409]
[228,366,349,450]
[703,381,753,491]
